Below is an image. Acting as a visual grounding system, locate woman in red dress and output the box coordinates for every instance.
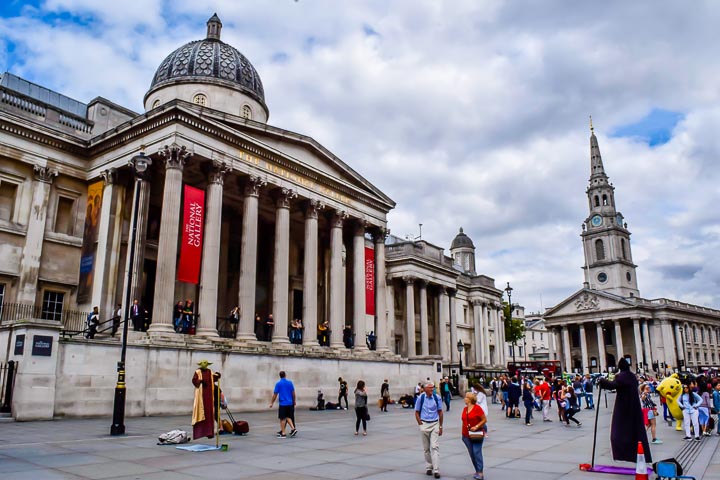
[461,392,487,480]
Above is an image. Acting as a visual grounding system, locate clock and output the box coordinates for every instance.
[591,215,603,227]
[616,214,623,226]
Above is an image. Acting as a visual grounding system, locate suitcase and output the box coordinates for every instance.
[224,407,250,435]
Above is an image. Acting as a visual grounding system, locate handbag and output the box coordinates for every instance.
[365,412,371,421]
[466,407,484,442]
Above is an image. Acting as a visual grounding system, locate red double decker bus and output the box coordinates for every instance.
[506,360,561,378]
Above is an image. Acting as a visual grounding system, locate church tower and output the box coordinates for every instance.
[581,119,639,298]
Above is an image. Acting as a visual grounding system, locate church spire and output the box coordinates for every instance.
[589,115,606,180]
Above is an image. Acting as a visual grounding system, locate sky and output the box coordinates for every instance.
[2,1,720,313]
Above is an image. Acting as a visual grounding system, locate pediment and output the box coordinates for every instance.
[544,288,636,319]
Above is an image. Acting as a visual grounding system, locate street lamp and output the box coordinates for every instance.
[111,151,151,436]
[504,282,515,373]
[457,340,465,376]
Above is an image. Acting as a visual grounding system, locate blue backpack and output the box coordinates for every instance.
[418,393,442,412]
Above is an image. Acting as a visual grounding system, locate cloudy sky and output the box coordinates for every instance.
[2,1,720,313]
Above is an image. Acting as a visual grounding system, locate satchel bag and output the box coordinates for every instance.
[466,407,484,442]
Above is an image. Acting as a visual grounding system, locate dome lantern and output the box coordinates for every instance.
[206,13,222,40]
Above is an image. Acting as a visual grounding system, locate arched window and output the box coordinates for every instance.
[595,239,605,261]
[621,239,628,260]
[594,195,600,207]
[242,104,253,119]
[152,99,161,109]
[602,194,608,206]
[693,326,697,342]
[192,94,207,106]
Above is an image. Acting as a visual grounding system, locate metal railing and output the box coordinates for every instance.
[0,361,18,414]
[0,302,89,331]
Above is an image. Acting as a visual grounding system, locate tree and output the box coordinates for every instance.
[503,302,525,348]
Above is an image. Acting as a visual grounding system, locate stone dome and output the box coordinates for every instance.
[450,227,475,249]
[144,14,268,116]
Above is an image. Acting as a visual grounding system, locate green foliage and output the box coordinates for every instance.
[503,302,525,345]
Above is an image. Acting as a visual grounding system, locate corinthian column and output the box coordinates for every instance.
[237,175,265,340]
[449,291,458,364]
[641,320,653,368]
[329,210,347,348]
[352,221,368,351]
[438,287,449,361]
[562,326,571,372]
[404,276,416,357]
[122,173,150,310]
[302,200,323,346]
[596,322,607,372]
[150,144,190,333]
[271,188,296,344]
[17,166,57,304]
[197,161,229,337]
[419,280,429,356]
[374,228,389,352]
[472,300,482,365]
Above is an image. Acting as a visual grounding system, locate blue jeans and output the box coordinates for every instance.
[585,393,594,408]
[462,435,484,473]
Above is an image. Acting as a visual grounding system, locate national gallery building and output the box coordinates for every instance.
[0,15,505,420]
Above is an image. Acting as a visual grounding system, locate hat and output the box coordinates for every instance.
[618,357,630,372]
[197,360,213,369]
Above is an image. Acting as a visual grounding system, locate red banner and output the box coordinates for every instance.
[177,185,205,284]
[365,246,375,315]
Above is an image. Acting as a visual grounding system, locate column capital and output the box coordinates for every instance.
[305,199,325,219]
[353,220,367,236]
[33,165,58,183]
[416,278,428,288]
[243,175,266,197]
[471,298,483,306]
[371,227,390,243]
[331,209,348,228]
[403,275,415,285]
[159,143,192,170]
[207,161,230,185]
[447,289,456,298]
[439,286,449,295]
[100,168,117,185]
[276,187,297,209]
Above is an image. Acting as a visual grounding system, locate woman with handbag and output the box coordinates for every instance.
[640,383,662,444]
[354,380,368,436]
[461,392,487,480]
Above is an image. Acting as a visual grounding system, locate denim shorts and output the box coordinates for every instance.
[647,409,655,420]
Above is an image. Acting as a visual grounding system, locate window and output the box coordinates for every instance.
[595,239,605,261]
[693,327,697,342]
[621,239,628,260]
[192,94,207,106]
[0,181,18,221]
[602,194,608,206]
[41,290,64,321]
[508,346,513,356]
[242,104,253,119]
[540,332,543,341]
[571,328,580,348]
[152,99,161,109]
[463,306,467,325]
[519,346,523,356]
[594,195,600,207]
[54,196,76,235]
[531,332,535,340]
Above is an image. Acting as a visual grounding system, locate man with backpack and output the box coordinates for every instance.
[415,382,444,478]
[583,374,595,409]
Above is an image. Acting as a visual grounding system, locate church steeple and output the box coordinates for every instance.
[581,119,639,298]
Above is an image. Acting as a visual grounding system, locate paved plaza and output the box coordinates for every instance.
[1,393,719,480]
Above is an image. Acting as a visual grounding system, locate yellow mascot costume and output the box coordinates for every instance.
[656,374,684,431]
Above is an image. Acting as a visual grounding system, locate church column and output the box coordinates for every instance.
[373,229,389,352]
[237,176,264,340]
[579,324,589,373]
[596,322,607,372]
[91,169,124,319]
[438,287,449,362]
[449,291,458,364]
[419,280,429,356]
[329,210,347,348]
[122,173,150,310]
[614,320,624,364]
[404,276,416,357]
[150,144,190,333]
[561,326,571,372]
[16,166,57,304]
[632,318,643,369]
[715,327,720,366]
[271,188,296,344]
[673,321,685,369]
[302,200,323,346]
[687,323,696,367]
[386,280,396,353]
[472,300,482,365]
[660,320,677,369]
[481,303,490,365]
[197,161,228,337]
[352,221,368,351]
[641,319,653,368]
[498,305,507,366]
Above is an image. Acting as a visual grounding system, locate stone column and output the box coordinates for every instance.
[660,320,677,369]
[271,188,296,344]
[562,326,572,372]
[614,320,624,363]
[419,281,429,356]
[329,210,347,348]
[673,322,685,368]
[579,324,589,373]
[632,318,643,369]
[497,306,507,366]
[91,169,124,319]
[386,280,396,353]
[547,327,556,363]
[150,144,190,333]
[449,291,458,364]
[197,161,228,337]
[17,166,57,304]
[472,300,482,365]
[404,276,416,357]
[237,176,265,340]
[715,327,720,366]
[302,200,323,346]
[481,302,490,365]
[641,319,653,368]
[596,322,607,372]
[352,221,368,351]
[438,287,449,362]
[688,323,696,367]
[122,175,151,310]
[373,229,389,352]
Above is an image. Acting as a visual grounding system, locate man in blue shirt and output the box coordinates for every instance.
[415,382,443,478]
[269,371,297,438]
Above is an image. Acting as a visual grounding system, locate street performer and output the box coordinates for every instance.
[191,359,215,439]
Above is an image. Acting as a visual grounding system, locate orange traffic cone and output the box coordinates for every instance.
[635,441,648,480]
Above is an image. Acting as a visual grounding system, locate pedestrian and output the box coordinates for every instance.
[500,375,509,410]
[564,385,582,427]
[442,376,452,411]
[318,320,329,346]
[182,299,194,334]
[130,298,143,331]
[269,371,297,438]
[461,392,487,480]
[381,379,390,412]
[85,306,99,339]
[555,380,567,423]
[535,376,552,422]
[354,380,368,436]
[228,306,240,337]
[583,374,595,409]
[490,377,498,404]
[111,303,122,337]
[522,381,534,426]
[414,382,422,401]
[507,377,521,418]
[191,360,215,439]
[414,382,443,478]
[254,314,263,340]
[640,383,662,444]
[699,382,712,436]
[343,325,353,348]
[173,300,184,332]
[264,313,274,341]
[713,383,720,436]
[679,384,701,441]
[337,377,349,409]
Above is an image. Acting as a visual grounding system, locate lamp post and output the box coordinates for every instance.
[457,340,464,376]
[504,282,515,373]
[111,151,151,436]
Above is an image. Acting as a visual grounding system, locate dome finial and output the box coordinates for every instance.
[207,13,222,40]
[459,227,464,234]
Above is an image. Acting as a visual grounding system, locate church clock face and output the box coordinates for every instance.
[591,215,603,227]
[597,272,608,283]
